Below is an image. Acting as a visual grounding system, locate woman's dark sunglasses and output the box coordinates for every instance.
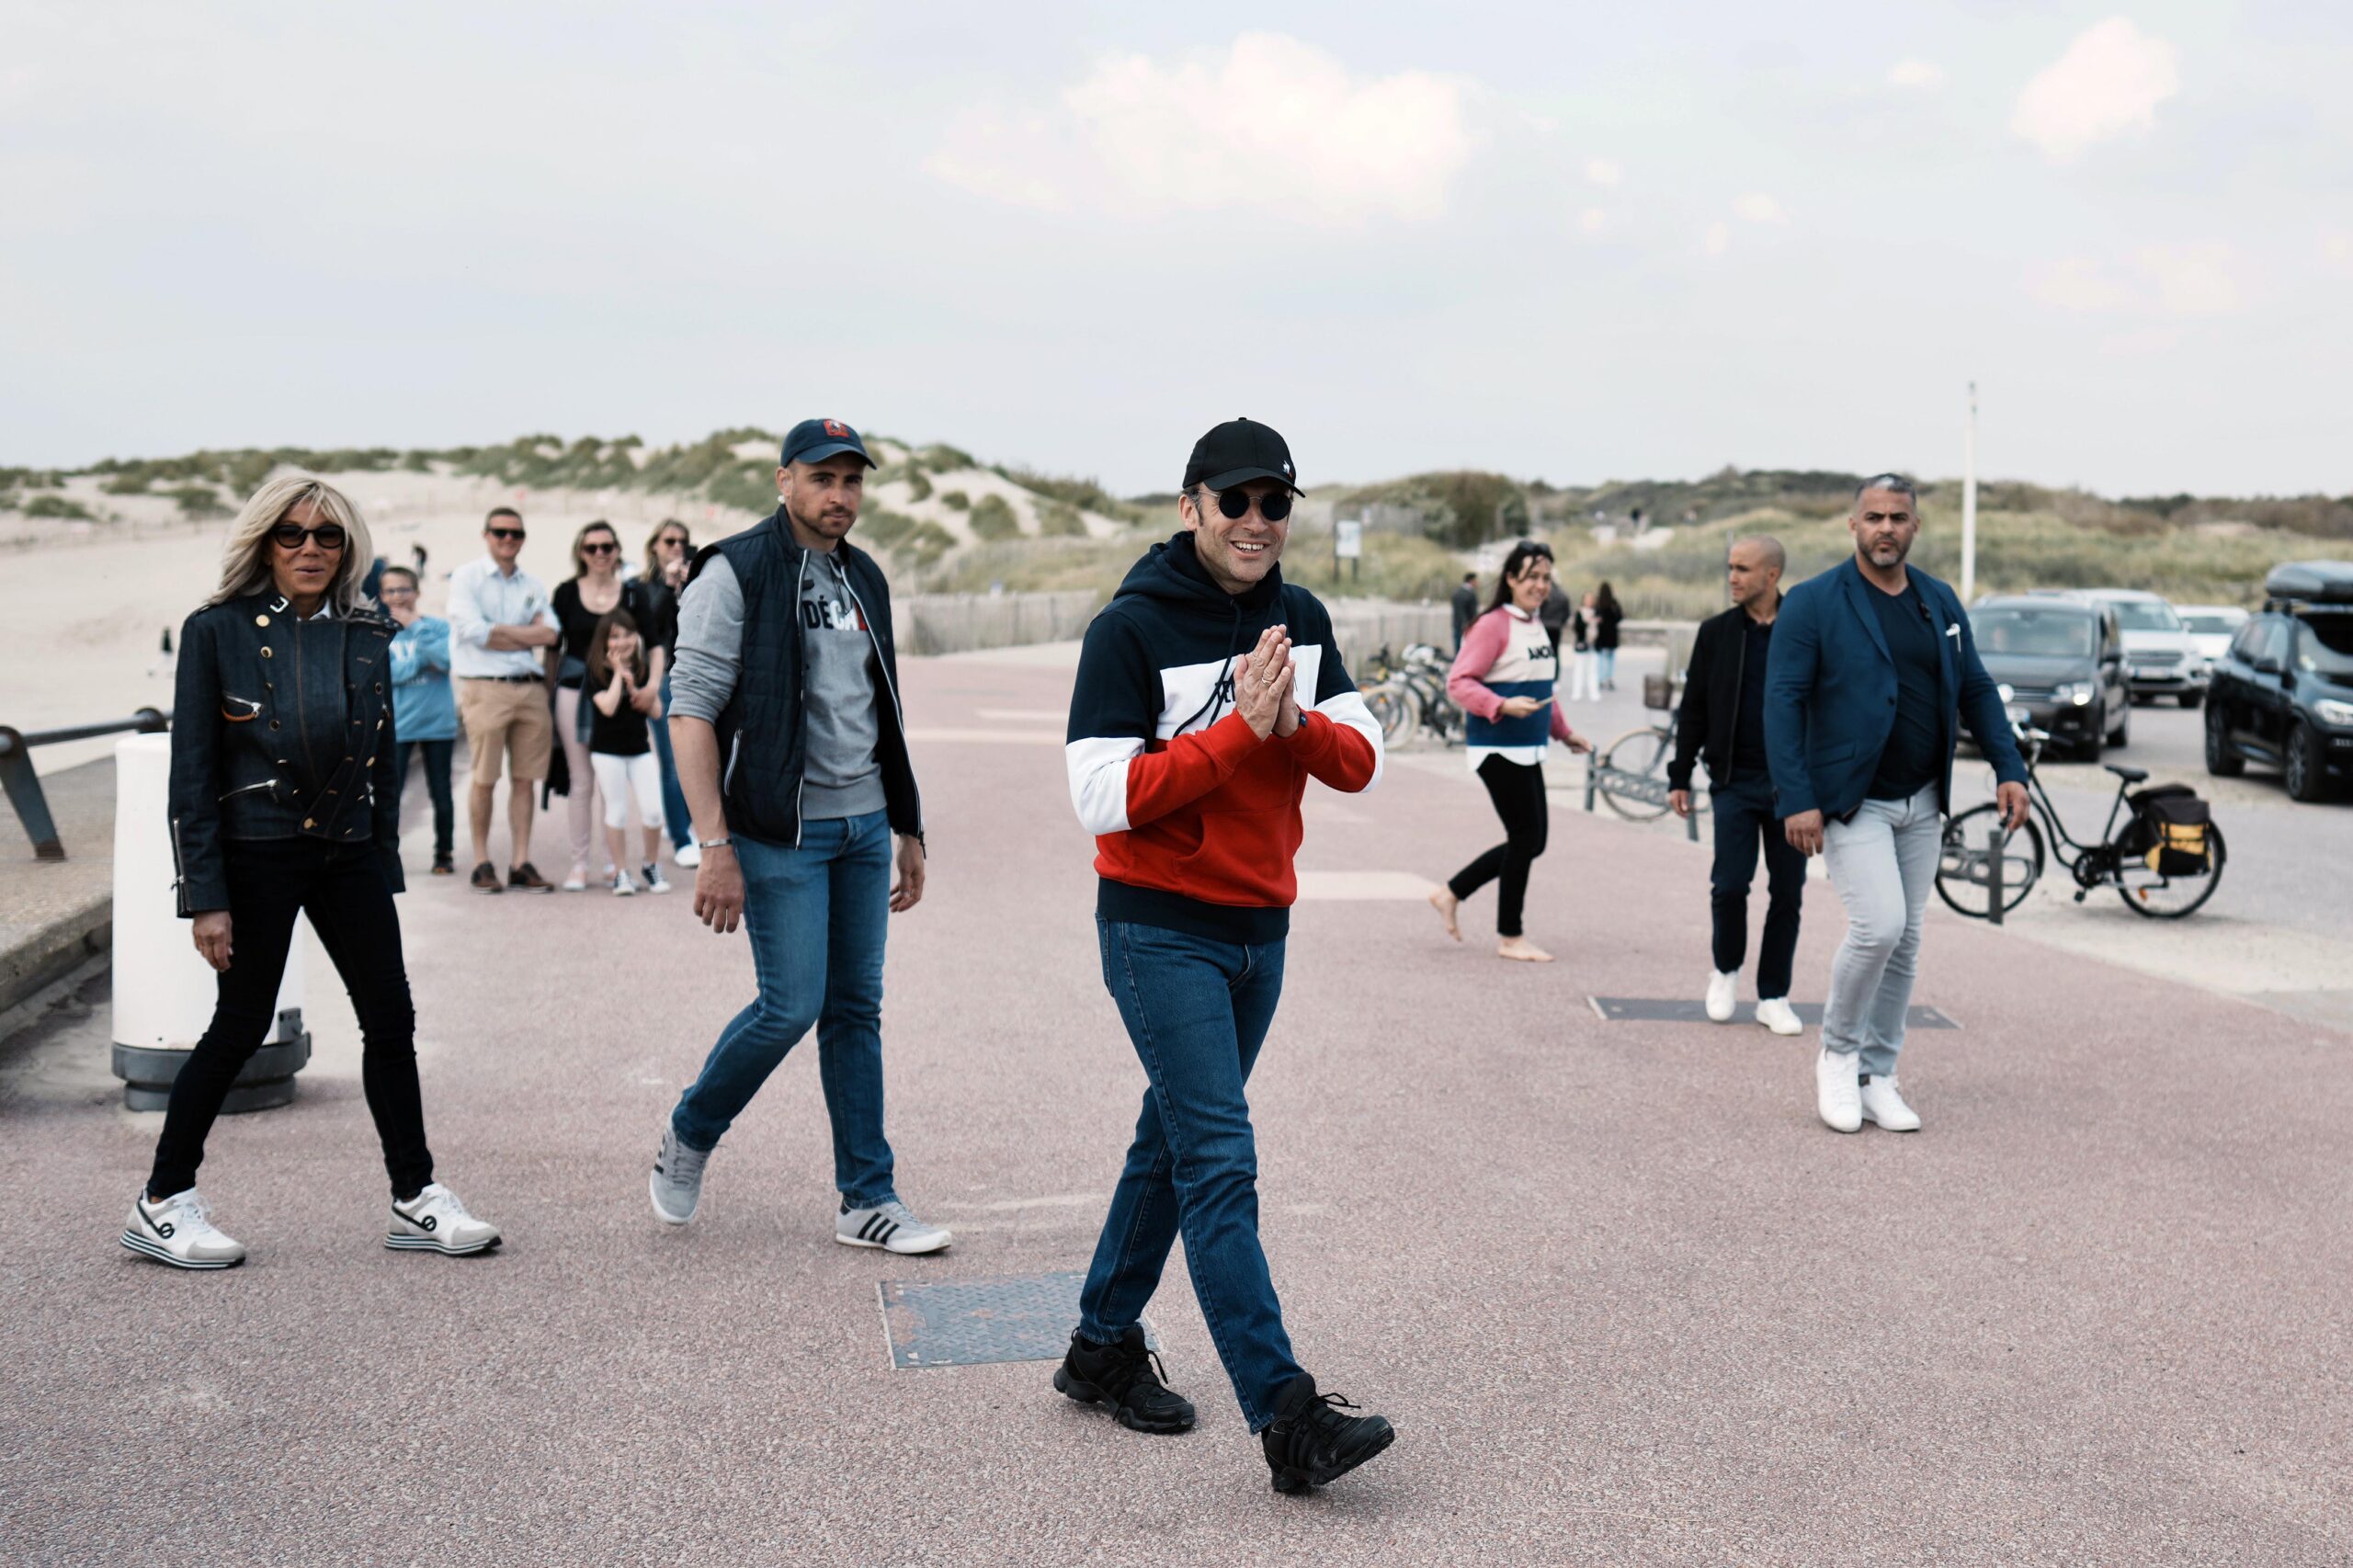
[582,540,619,554]
[1212,488,1293,523]
[270,522,347,550]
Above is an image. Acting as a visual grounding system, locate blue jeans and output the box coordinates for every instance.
[1078,919,1304,1432]
[1710,772,1806,1000]
[1596,646,1618,684]
[651,670,694,853]
[669,812,896,1206]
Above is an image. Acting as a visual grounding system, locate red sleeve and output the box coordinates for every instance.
[1284,710,1379,791]
[1123,710,1262,826]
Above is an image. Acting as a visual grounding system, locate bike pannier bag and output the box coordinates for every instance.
[2131,786,2210,876]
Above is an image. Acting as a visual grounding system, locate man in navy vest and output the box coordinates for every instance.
[1765,475,2028,1134]
[645,417,949,1255]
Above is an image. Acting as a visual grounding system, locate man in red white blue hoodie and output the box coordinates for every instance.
[1053,418,1397,1495]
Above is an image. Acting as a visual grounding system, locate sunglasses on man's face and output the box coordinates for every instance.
[1211,488,1292,523]
[582,540,618,555]
[488,528,525,541]
[270,522,347,550]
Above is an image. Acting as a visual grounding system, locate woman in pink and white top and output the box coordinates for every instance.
[1428,541,1592,962]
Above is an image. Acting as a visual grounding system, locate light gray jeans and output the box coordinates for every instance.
[1820,784,1942,1079]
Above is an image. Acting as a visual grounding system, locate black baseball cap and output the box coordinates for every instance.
[780,417,875,470]
[1183,417,1302,495]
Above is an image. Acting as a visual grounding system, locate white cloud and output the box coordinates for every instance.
[1579,207,1608,234]
[1888,59,1944,89]
[2028,244,2247,316]
[1584,156,1622,187]
[1703,222,1730,256]
[2011,17,2180,163]
[926,33,1479,224]
[1732,192,1786,224]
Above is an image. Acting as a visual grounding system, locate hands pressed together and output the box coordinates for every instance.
[1234,625,1302,740]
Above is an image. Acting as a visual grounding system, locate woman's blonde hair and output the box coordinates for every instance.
[205,474,375,614]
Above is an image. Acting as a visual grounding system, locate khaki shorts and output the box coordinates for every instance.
[458,677,553,784]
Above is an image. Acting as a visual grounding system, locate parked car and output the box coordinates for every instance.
[2177,605,2248,669]
[2206,561,2353,801]
[2074,589,2208,707]
[1970,596,2131,760]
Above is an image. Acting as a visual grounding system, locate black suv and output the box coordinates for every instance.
[1970,596,2131,760]
[2206,561,2353,801]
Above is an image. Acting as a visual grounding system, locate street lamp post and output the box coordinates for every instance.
[1961,381,1979,604]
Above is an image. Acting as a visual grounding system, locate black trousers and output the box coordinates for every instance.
[1449,755,1550,937]
[392,739,456,861]
[1710,772,1806,999]
[147,838,434,1201]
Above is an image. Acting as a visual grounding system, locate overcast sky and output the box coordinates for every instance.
[6,2,2349,496]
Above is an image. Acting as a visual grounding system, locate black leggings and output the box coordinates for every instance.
[147,838,434,1201]
[1449,755,1550,937]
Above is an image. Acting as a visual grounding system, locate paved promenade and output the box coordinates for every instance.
[3,644,2348,1566]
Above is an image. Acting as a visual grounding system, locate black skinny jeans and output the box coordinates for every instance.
[1710,772,1807,1000]
[391,739,456,861]
[1449,755,1550,937]
[147,838,434,1201]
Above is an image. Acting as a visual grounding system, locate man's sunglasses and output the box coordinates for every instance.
[582,540,619,555]
[487,528,526,540]
[1208,488,1293,523]
[270,522,347,550]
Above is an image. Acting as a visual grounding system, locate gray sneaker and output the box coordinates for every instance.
[835,1197,951,1255]
[649,1127,711,1225]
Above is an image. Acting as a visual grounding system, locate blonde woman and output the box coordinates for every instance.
[124,475,499,1270]
[550,520,661,890]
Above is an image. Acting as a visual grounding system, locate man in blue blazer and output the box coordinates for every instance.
[1764,475,2029,1133]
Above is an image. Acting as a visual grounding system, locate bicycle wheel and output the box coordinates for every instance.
[1935,805,2044,919]
[2116,822,2225,919]
[1364,680,1421,749]
[1597,726,1675,821]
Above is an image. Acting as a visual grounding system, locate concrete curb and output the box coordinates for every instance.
[0,896,109,1024]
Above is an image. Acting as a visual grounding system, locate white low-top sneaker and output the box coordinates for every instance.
[387,1183,501,1255]
[120,1187,246,1270]
[1859,1075,1923,1131]
[836,1198,952,1255]
[649,1127,710,1225]
[675,842,702,869]
[1755,996,1804,1037]
[642,862,671,894]
[1705,969,1739,1024]
[1815,1049,1862,1133]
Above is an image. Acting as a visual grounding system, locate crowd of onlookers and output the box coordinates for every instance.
[1451,568,1622,696]
[380,511,701,897]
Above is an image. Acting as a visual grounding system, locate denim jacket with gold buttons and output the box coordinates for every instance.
[168,590,402,915]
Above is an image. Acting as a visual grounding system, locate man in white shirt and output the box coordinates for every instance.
[447,507,561,892]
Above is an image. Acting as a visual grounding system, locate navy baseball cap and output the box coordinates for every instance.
[780,417,875,470]
[1183,416,1302,495]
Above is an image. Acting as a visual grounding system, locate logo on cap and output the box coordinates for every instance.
[823,420,849,438]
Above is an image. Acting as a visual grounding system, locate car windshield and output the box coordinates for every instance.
[2296,615,2353,677]
[1972,608,2093,658]
[2180,612,2240,635]
[2108,600,2183,631]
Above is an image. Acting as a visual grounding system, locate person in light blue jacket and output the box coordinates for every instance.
[381,565,460,876]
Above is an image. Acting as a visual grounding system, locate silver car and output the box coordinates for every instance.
[2075,589,2209,709]
[2177,605,2249,668]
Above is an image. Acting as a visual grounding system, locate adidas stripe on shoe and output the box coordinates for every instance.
[835,1198,951,1255]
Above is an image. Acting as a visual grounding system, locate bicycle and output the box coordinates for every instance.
[1592,672,1686,821]
[1934,707,2226,921]
[1358,643,1460,749]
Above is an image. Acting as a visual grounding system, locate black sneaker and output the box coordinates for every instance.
[1053,1326,1197,1435]
[1260,1374,1393,1494]
[431,855,455,877]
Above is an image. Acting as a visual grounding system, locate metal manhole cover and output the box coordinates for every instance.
[1587,997,1959,1028]
[878,1271,1159,1369]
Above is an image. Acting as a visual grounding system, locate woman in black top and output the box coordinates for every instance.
[1592,581,1624,690]
[124,475,499,1270]
[550,521,661,890]
[585,608,669,896]
[640,520,697,863]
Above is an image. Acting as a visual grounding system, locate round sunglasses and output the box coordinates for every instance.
[1208,488,1293,523]
[270,521,347,550]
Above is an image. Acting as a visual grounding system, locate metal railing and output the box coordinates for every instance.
[1,710,169,861]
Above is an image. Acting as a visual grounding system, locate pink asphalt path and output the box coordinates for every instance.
[2,645,2348,1566]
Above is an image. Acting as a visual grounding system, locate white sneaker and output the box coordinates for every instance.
[675,842,702,869]
[1859,1075,1923,1132]
[836,1198,952,1255]
[1755,997,1803,1037]
[611,869,636,897]
[649,1127,710,1225]
[642,862,671,894]
[1705,969,1739,1023]
[562,866,589,892]
[120,1187,245,1270]
[387,1183,501,1255]
[1814,1049,1861,1133]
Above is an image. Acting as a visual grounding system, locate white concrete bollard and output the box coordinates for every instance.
[109,733,311,1112]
